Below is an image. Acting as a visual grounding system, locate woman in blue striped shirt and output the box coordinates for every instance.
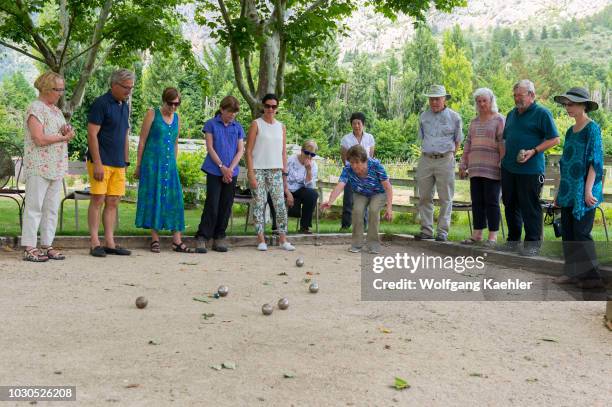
[321,145,393,253]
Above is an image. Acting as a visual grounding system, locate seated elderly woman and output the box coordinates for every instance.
[321,145,393,254]
[269,140,319,234]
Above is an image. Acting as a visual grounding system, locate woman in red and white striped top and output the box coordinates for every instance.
[459,88,506,247]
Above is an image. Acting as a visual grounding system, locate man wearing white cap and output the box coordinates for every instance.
[415,84,463,241]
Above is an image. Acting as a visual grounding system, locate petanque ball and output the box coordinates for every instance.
[278,297,289,310]
[135,296,148,309]
[296,257,304,267]
[309,282,319,293]
[261,303,273,315]
[217,285,229,297]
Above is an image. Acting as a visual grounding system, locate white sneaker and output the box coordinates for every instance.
[280,241,295,251]
[257,242,268,251]
[348,246,362,253]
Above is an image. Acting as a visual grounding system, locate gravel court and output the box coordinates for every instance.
[0,244,610,406]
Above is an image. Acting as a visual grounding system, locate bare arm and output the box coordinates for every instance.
[27,116,65,147]
[136,109,155,168]
[369,146,375,157]
[584,165,598,206]
[382,179,394,220]
[245,121,258,187]
[323,181,347,207]
[87,123,102,163]
[282,125,289,192]
[124,128,130,164]
[522,137,560,163]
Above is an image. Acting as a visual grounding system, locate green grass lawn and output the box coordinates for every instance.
[1,199,610,264]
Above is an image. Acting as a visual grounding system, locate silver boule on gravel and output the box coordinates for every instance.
[278,297,289,310]
[309,282,319,293]
[217,285,229,297]
[261,303,273,315]
[295,257,304,267]
[135,296,148,309]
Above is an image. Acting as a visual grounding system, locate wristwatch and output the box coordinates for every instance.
[125,161,130,167]
[218,163,223,169]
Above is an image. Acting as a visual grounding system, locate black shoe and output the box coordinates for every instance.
[414,232,434,241]
[519,245,540,257]
[299,227,313,235]
[104,246,132,256]
[577,278,605,290]
[496,241,520,252]
[435,235,448,242]
[212,239,228,253]
[90,246,107,257]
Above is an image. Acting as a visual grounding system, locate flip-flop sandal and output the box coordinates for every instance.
[23,248,49,262]
[45,246,65,260]
[461,238,482,245]
[172,242,195,253]
[150,241,161,253]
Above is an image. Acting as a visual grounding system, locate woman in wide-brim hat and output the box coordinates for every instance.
[552,87,606,289]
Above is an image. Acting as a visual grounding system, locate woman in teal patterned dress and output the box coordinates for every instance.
[135,87,199,253]
[552,87,606,289]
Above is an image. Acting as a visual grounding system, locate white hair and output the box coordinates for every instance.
[110,69,136,86]
[513,79,535,95]
[473,87,499,113]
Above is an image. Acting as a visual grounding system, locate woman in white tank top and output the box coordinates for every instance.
[245,94,295,251]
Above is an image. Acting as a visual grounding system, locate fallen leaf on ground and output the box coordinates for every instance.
[180,262,198,265]
[222,361,236,369]
[303,278,311,283]
[201,313,215,320]
[394,377,410,390]
[192,297,210,303]
[283,373,295,378]
[148,340,160,345]
[306,271,313,275]
[262,281,271,286]
[380,327,392,334]
[125,384,140,388]
[210,365,222,371]
[539,338,558,343]
[277,272,288,276]
[469,373,488,378]
[526,378,538,383]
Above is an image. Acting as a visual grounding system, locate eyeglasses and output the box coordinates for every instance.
[302,150,316,158]
[116,83,134,91]
[167,101,181,107]
[52,88,65,92]
[263,103,278,110]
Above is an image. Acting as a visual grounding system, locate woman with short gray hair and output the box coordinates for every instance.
[459,87,505,247]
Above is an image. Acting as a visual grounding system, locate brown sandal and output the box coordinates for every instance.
[150,241,161,253]
[23,248,49,262]
[44,246,65,260]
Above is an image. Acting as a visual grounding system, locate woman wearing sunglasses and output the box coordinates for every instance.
[269,140,319,234]
[246,93,295,251]
[135,87,199,253]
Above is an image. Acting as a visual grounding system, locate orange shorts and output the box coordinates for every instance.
[87,161,126,196]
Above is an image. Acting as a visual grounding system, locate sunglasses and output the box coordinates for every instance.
[167,101,181,107]
[116,83,134,91]
[263,103,278,110]
[302,150,316,158]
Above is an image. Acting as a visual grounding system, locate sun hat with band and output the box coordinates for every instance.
[423,84,451,100]
[553,87,599,112]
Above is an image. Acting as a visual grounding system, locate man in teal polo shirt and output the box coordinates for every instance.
[499,79,560,256]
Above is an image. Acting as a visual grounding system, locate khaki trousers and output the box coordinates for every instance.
[352,192,387,251]
[416,154,455,238]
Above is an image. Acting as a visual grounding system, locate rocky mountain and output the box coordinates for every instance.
[339,0,610,54]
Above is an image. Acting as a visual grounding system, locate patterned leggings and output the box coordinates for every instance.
[253,169,287,235]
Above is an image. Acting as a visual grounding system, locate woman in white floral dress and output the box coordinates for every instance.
[22,72,75,262]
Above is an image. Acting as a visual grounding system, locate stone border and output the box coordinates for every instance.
[3,233,611,277]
